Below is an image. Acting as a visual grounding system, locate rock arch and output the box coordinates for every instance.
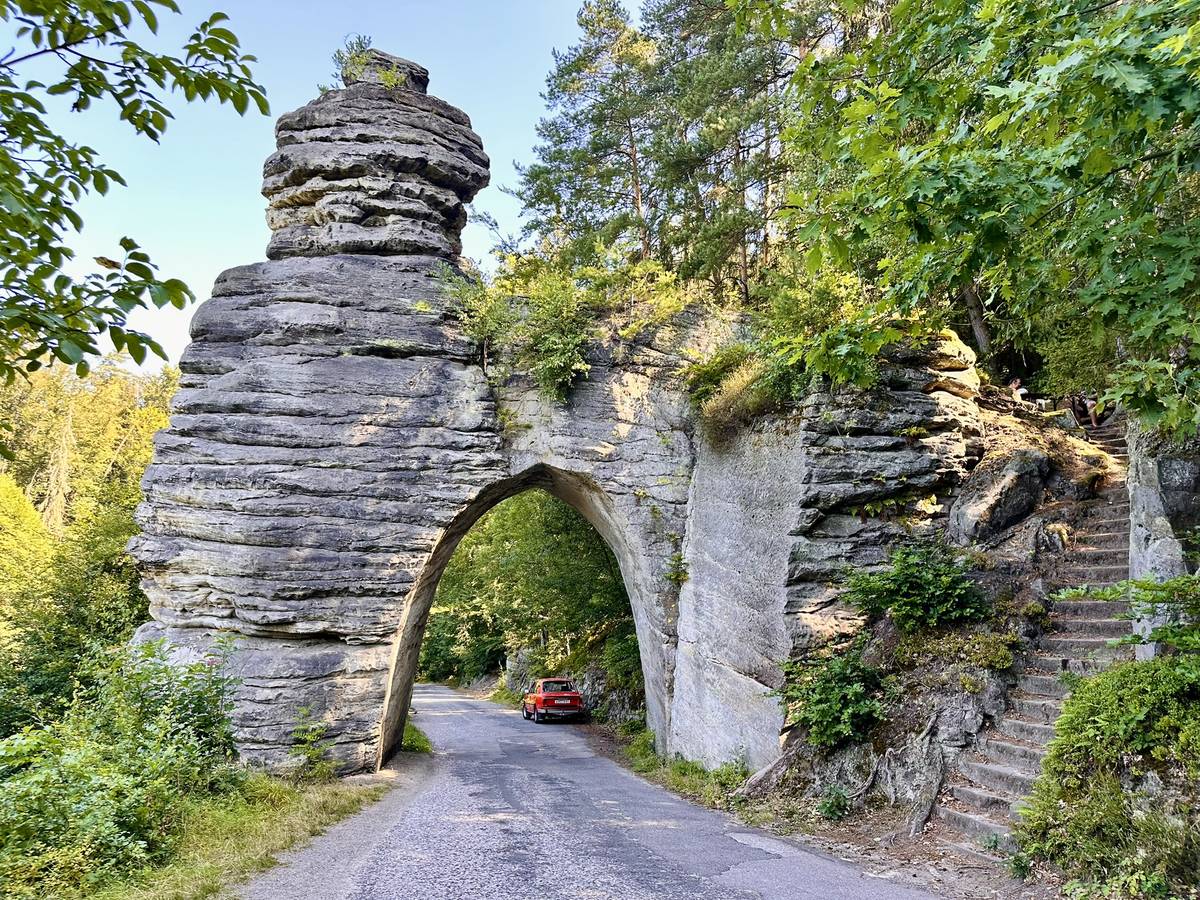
[132,53,984,774]
[377,463,665,765]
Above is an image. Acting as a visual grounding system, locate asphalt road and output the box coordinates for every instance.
[241,684,940,900]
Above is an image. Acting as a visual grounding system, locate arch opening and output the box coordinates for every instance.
[376,464,667,767]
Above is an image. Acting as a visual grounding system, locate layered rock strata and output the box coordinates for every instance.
[264,51,487,261]
[134,57,500,770]
[134,55,995,773]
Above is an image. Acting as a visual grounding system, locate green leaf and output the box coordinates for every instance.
[805,244,823,274]
[56,339,84,364]
[1081,146,1115,179]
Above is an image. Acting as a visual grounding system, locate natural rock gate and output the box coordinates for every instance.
[133,54,984,773]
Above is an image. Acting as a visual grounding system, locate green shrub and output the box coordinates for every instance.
[662,757,749,806]
[89,774,386,900]
[1125,575,1199,655]
[845,543,989,633]
[0,641,240,898]
[488,681,524,708]
[816,785,852,821]
[617,726,747,806]
[698,358,776,437]
[625,728,659,774]
[601,625,643,694]
[682,343,752,407]
[665,551,689,585]
[778,644,885,749]
[617,711,647,738]
[1017,657,1200,896]
[288,707,337,784]
[0,503,149,735]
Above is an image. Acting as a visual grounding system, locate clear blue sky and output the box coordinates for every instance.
[46,1,584,365]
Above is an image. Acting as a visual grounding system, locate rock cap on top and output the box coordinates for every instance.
[262,53,488,260]
[344,50,431,94]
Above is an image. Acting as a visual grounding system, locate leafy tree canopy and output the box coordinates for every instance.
[732,0,1200,434]
[0,1,267,384]
[419,490,635,686]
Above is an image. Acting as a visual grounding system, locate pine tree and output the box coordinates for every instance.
[519,0,659,263]
[641,0,792,302]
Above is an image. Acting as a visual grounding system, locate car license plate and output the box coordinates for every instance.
[555,699,571,705]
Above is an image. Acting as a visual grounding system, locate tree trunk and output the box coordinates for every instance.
[735,135,751,306]
[626,118,651,260]
[961,283,992,357]
[37,409,74,535]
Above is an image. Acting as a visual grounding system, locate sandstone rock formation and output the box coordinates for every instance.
[264,51,487,261]
[946,447,1050,544]
[1128,424,1200,657]
[134,55,1002,774]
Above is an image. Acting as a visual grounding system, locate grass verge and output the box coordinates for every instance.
[400,721,433,754]
[488,683,523,707]
[616,724,748,809]
[92,774,389,900]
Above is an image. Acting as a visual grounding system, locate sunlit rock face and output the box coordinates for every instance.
[133,55,989,774]
[263,51,488,261]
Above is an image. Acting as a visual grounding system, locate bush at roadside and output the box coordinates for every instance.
[777,643,886,749]
[0,641,241,898]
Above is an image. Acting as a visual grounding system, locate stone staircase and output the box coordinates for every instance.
[935,418,1134,857]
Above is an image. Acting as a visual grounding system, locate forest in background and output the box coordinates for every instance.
[0,361,175,734]
[419,490,644,712]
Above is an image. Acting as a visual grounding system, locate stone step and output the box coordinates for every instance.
[951,782,1022,818]
[977,735,1048,775]
[1040,635,1129,659]
[1010,695,1064,724]
[997,716,1056,745]
[960,760,1038,796]
[1067,547,1128,566]
[1057,565,1130,586]
[1052,598,1131,617]
[935,805,1017,852]
[937,837,1006,867]
[1088,503,1130,517]
[1071,530,1129,550]
[1051,617,1131,638]
[1082,517,1130,532]
[1017,672,1071,698]
[1030,653,1120,676]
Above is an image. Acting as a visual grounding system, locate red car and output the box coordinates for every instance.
[522,677,586,723]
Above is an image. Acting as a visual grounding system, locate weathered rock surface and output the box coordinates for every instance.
[946,448,1050,545]
[133,58,1002,774]
[264,50,488,262]
[1128,423,1200,657]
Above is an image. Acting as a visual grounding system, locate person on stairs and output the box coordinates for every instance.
[1008,377,1031,404]
[1068,392,1101,428]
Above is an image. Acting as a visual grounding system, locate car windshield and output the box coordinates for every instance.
[542,681,574,693]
